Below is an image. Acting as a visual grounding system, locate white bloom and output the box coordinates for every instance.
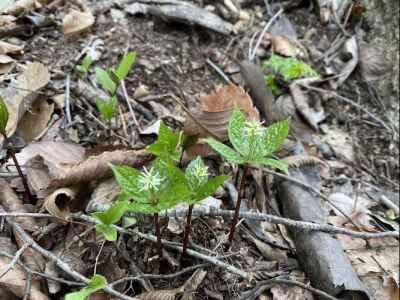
[244,120,265,138]
[138,167,164,192]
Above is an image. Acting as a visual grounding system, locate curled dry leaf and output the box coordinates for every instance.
[184,84,259,140]
[86,178,120,213]
[0,237,49,300]
[359,42,391,82]
[43,187,79,222]
[63,2,95,35]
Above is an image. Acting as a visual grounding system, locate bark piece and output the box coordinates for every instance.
[277,165,371,299]
[125,1,233,35]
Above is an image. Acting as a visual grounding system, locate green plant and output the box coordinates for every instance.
[0,96,32,202]
[76,54,93,75]
[263,54,318,95]
[181,157,229,258]
[111,158,189,258]
[205,108,290,247]
[65,274,107,300]
[95,52,136,122]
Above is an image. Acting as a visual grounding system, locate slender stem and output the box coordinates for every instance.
[153,213,163,259]
[227,165,249,248]
[1,131,33,203]
[181,204,194,259]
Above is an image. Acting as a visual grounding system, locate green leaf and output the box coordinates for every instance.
[95,223,118,241]
[115,52,136,81]
[122,216,137,228]
[189,175,230,204]
[258,158,288,173]
[92,201,129,225]
[95,67,116,94]
[262,118,290,156]
[263,55,318,82]
[0,96,8,132]
[265,75,282,95]
[110,165,147,201]
[185,157,208,191]
[147,121,183,162]
[205,138,245,165]
[228,108,249,157]
[65,274,107,300]
[76,54,93,74]
[96,96,118,120]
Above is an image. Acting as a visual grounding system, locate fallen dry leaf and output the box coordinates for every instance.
[270,271,314,300]
[320,125,354,161]
[0,0,49,15]
[0,41,24,55]
[16,97,54,143]
[86,178,120,212]
[43,187,79,221]
[0,237,49,300]
[270,35,301,57]
[184,84,259,140]
[63,2,95,35]
[0,54,15,75]
[1,62,50,145]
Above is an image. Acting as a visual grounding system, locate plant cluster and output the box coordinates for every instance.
[76,52,136,122]
[263,54,319,95]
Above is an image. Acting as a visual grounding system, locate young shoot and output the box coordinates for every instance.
[205,107,290,248]
[76,54,94,75]
[65,274,107,300]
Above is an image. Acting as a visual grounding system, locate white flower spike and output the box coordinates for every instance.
[138,167,164,192]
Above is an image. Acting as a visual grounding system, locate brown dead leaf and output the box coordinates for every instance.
[320,124,354,161]
[16,97,54,143]
[138,289,182,300]
[0,237,49,300]
[184,84,259,140]
[270,35,300,57]
[1,0,50,15]
[1,62,50,145]
[63,2,95,35]
[270,271,314,300]
[0,41,24,55]
[43,187,79,222]
[86,178,120,212]
[0,54,15,75]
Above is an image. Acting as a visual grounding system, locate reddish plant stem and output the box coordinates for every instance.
[227,165,249,249]
[153,213,163,259]
[181,204,194,259]
[1,131,33,203]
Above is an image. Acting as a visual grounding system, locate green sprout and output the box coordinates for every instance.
[94,52,136,122]
[263,54,318,95]
[181,157,229,258]
[76,54,93,75]
[205,108,290,248]
[65,274,107,300]
[0,96,32,202]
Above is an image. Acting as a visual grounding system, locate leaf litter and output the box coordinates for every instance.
[0,0,398,299]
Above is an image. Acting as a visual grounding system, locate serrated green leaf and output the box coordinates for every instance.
[111,164,147,201]
[65,274,107,300]
[0,96,9,132]
[92,201,128,225]
[185,157,208,191]
[262,118,290,156]
[96,96,118,120]
[228,108,249,157]
[95,67,116,94]
[96,223,118,241]
[259,158,288,173]
[115,52,136,81]
[205,138,245,164]
[188,175,230,204]
[147,121,183,162]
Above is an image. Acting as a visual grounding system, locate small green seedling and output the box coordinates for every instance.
[76,54,93,75]
[92,201,129,241]
[181,157,229,257]
[0,96,32,202]
[263,54,318,95]
[94,52,136,122]
[111,158,189,258]
[206,108,290,247]
[65,274,107,300]
[147,121,184,163]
